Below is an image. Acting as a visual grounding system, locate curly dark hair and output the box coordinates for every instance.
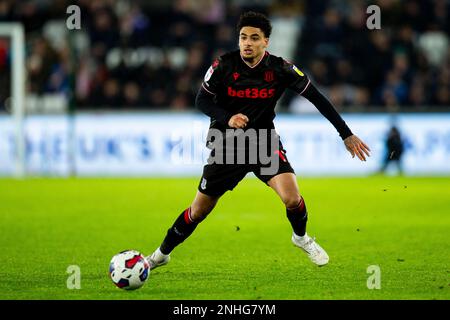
[236,11,272,38]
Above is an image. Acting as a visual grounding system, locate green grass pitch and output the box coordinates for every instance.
[0,176,448,300]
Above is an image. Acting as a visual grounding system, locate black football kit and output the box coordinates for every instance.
[195,50,353,196]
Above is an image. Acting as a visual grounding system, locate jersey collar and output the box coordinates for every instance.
[240,51,269,69]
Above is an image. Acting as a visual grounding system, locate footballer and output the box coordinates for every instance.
[147,11,370,268]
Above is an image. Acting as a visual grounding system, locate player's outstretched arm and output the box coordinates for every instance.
[301,84,371,161]
[344,135,371,161]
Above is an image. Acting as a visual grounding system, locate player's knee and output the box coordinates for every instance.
[284,195,302,209]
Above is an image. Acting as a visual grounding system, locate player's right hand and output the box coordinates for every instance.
[228,113,249,129]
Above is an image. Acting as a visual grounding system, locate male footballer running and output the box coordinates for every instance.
[147,11,370,268]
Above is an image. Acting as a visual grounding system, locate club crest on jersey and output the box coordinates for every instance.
[264,70,274,82]
[293,65,304,77]
[233,72,240,81]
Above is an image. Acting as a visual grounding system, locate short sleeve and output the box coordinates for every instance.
[202,57,223,95]
[281,59,311,95]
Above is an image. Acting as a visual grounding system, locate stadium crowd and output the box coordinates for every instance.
[0,0,449,112]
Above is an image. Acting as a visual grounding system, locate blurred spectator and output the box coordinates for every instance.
[171,93,190,110]
[148,88,168,108]
[401,0,430,32]
[87,5,120,62]
[378,126,404,175]
[0,0,448,112]
[27,37,61,94]
[214,23,236,53]
[191,0,226,25]
[119,3,151,47]
[165,0,197,47]
[408,78,427,107]
[379,70,409,106]
[434,85,450,106]
[122,82,142,107]
[0,38,10,111]
[366,30,394,95]
[313,8,344,60]
[101,78,122,107]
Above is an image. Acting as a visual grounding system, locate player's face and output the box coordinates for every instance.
[239,26,269,63]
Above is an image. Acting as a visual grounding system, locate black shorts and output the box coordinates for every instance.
[197,144,295,197]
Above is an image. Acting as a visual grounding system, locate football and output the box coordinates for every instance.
[109,250,150,290]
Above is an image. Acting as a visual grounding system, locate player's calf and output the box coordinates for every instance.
[286,196,308,237]
[159,207,199,255]
[148,192,219,270]
[147,207,198,270]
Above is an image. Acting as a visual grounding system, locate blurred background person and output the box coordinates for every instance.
[378,125,405,175]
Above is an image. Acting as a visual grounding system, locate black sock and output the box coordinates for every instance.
[160,207,199,255]
[286,198,308,237]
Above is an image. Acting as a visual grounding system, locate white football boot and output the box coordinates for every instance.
[146,247,170,270]
[292,232,329,266]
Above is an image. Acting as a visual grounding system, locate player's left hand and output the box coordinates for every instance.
[344,135,371,161]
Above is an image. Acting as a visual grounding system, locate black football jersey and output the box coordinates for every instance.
[202,50,310,130]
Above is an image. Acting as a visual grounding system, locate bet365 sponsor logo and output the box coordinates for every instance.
[227,87,275,99]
